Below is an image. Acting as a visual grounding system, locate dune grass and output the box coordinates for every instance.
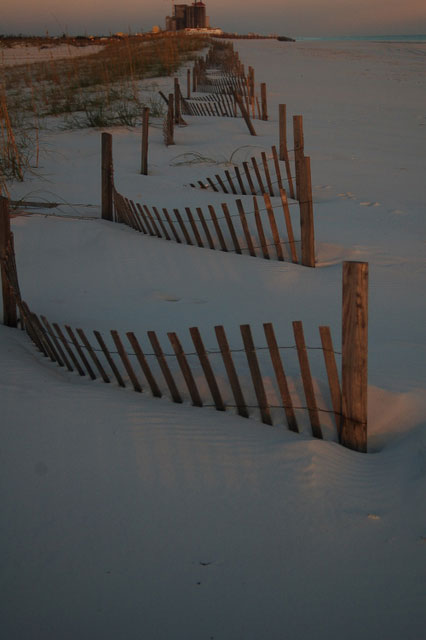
[0,33,208,191]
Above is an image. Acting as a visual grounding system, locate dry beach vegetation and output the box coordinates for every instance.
[0,33,207,188]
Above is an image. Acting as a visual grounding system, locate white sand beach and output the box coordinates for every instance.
[1,39,425,639]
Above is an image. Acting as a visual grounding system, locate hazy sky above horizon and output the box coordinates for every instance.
[2,0,426,37]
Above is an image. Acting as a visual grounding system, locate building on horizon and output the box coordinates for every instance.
[165,2,211,32]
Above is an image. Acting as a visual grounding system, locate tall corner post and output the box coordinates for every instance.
[299,156,315,268]
[141,107,149,176]
[101,132,113,221]
[0,197,17,327]
[341,261,369,453]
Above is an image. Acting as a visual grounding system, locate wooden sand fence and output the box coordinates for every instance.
[171,40,266,130]
[1,196,368,453]
[102,133,315,267]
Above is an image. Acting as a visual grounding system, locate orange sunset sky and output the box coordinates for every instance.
[2,0,426,37]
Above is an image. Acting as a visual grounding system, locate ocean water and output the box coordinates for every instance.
[297,34,426,43]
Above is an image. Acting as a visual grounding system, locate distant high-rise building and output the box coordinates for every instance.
[166,1,207,31]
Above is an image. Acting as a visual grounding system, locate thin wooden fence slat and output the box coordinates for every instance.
[163,208,181,243]
[124,198,139,231]
[319,326,342,438]
[174,208,193,245]
[65,325,97,379]
[215,174,229,194]
[143,205,162,238]
[76,328,110,383]
[116,194,130,226]
[236,200,255,256]
[234,166,246,195]
[33,313,59,363]
[240,324,273,426]
[208,205,227,251]
[243,161,257,195]
[253,196,270,259]
[26,309,48,355]
[128,200,145,233]
[168,332,203,407]
[256,96,261,120]
[111,330,142,392]
[93,330,125,387]
[221,203,242,254]
[41,315,73,371]
[18,302,39,348]
[136,203,154,236]
[126,332,162,398]
[263,322,298,432]
[261,152,275,196]
[271,145,284,191]
[53,322,85,376]
[263,193,284,261]
[225,170,237,194]
[153,206,171,241]
[251,157,266,194]
[189,327,225,411]
[279,188,298,264]
[147,331,182,403]
[292,321,322,439]
[235,93,257,136]
[185,207,204,248]
[206,177,219,193]
[196,207,215,250]
[215,325,249,418]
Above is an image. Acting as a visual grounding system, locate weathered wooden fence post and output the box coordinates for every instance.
[279,104,295,199]
[293,115,305,201]
[260,83,268,121]
[192,63,197,92]
[174,78,179,124]
[0,197,17,327]
[299,156,315,267]
[101,132,113,221]
[341,261,369,453]
[167,93,175,145]
[140,107,149,176]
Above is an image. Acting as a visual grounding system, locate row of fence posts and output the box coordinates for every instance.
[0,195,368,452]
[102,132,314,267]
[102,104,315,268]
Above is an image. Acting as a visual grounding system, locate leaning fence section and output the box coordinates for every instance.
[1,196,368,452]
[15,302,344,444]
[102,133,315,267]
